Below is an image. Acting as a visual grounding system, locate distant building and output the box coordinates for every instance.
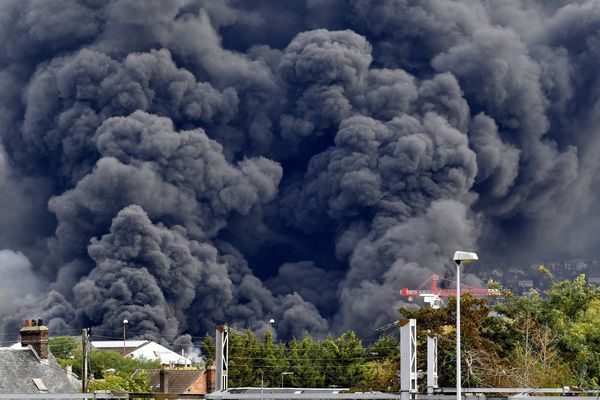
[91,340,195,366]
[91,339,147,355]
[0,319,79,394]
[517,279,534,295]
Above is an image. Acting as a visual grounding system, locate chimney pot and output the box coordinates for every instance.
[25,320,31,327]
[38,319,43,326]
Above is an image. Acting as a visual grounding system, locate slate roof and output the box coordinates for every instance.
[0,347,78,393]
[146,369,203,393]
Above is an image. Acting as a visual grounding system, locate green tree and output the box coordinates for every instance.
[201,333,216,366]
[70,348,159,380]
[291,335,326,387]
[491,275,600,387]
[261,330,289,387]
[88,371,150,392]
[355,358,399,392]
[49,336,79,361]
[400,294,504,388]
[228,329,262,387]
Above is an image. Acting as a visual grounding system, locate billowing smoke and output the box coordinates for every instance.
[0,0,598,340]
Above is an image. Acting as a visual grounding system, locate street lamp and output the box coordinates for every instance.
[122,319,128,355]
[281,371,293,388]
[453,251,478,400]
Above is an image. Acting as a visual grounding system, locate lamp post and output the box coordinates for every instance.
[122,319,128,355]
[453,251,478,400]
[281,371,293,388]
[260,370,264,400]
[269,319,275,336]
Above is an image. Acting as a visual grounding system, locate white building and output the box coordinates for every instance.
[91,340,194,366]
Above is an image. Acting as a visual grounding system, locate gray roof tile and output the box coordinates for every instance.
[0,348,78,393]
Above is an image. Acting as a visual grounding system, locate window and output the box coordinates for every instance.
[32,378,49,392]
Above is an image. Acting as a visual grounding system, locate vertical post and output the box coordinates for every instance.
[400,319,417,400]
[456,260,461,400]
[453,251,478,400]
[216,325,229,391]
[261,371,264,400]
[81,328,88,393]
[122,319,128,356]
[427,334,438,394]
[160,364,169,393]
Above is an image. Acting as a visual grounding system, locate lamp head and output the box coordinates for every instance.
[453,251,478,265]
[123,319,128,324]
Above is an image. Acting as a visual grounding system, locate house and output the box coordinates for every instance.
[138,363,216,394]
[0,319,79,394]
[91,340,195,366]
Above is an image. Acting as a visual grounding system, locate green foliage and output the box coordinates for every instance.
[88,371,150,393]
[202,333,216,366]
[355,358,399,392]
[49,336,79,360]
[492,274,600,388]
[220,275,600,392]
[50,336,159,393]
[88,350,160,379]
[227,329,374,389]
[63,346,159,382]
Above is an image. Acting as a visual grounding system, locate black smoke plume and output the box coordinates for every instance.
[0,0,597,340]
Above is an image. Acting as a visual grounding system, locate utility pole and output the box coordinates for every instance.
[81,328,88,393]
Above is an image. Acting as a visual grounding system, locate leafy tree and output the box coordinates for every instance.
[88,371,150,392]
[355,358,399,392]
[49,336,79,361]
[69,348,159,381]
[228,329,263,387]
[201,333,216,366]
[400,294,503,388]
[261,330,289,387]
[287,335,326,388]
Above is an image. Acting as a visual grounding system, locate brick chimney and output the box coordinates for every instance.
[20,319,49,360]
[206,361,217,393]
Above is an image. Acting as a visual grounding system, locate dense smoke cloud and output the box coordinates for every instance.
[0,0,598,341]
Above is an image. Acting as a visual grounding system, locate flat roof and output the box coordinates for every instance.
[91,340,148,348]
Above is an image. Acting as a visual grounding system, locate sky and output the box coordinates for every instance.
[0,0,599,343]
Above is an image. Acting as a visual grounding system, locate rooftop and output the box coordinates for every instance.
[0,347,78,393]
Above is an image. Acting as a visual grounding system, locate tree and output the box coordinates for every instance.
[355,358,399,392]
[287,335,326,388]
[228,329,263,387]
[201,333,215,366]
[88,371,150,392]
[399,294,503,388]
[49,336,79,361]
[69,348,159,382]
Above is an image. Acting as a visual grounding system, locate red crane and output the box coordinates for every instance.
[401,274,499,308]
